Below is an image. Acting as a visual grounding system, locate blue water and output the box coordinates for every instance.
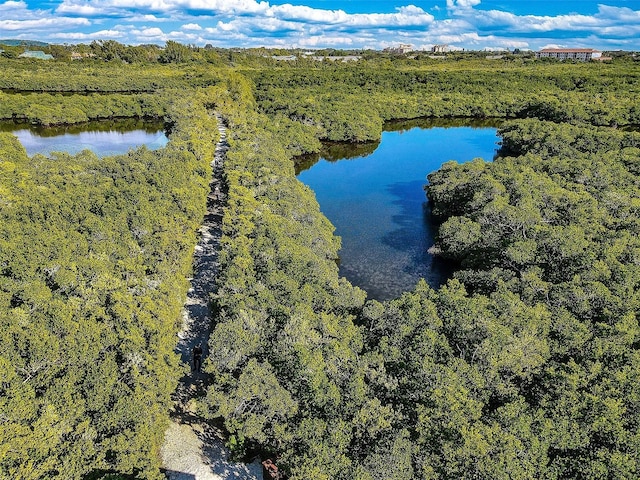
[4,122,168,157]
[297,122,500,300]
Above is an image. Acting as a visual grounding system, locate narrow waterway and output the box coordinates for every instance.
[0,118,168,157]
[297,119,500,301]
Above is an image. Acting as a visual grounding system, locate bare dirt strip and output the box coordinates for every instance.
[160,114,263,480]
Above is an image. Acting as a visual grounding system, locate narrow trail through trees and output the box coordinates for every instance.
[160,113,263,480]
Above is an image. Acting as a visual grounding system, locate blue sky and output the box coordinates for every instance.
[1,0,639,50]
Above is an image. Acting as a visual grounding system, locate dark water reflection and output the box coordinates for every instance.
[297,117,500,301]
[296,140,381,172]
[0,118,168,157]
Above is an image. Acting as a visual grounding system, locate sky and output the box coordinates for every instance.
[1,0,639,51]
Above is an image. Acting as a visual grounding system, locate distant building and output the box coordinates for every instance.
[311,55,361,62]
[18,50,53,60]
[70,52,93,60]
[384,44,413,54]
[431,44,449,53]
[71,52,95,60]
[271,55,297,61]
[536,48,602,61]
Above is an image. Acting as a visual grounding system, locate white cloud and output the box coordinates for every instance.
[269,4,346,23]
[540,43,563,50]
[129,13,165,22]
[596,5,640,21]
[450,3,640,36]
[0,0,27,12]
[56,0,271,16]
[441,31,479,44]
[296,34,354,47]
[49,28,124,39]
[1,0,638,52]
[274,4,433,28]
[215,21,235,32]
[134,27,165,37]
[0,17,90,31]
[509,13,600,32]
[57,0,107,15]
[447,0,481,10]
[597,25,640,37]
[498,39,529,48]
[480,39,529,50]
[54,0,434,29]
[59,3,103,15]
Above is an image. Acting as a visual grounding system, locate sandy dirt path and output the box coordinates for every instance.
[160,114,263,480]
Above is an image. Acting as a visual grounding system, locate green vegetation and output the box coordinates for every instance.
[422,119,640,479]
[0,87,220,478]
[1,48,639,479]
[0,57,224,91]
[0,91,169,126]
[203,60,640,478]
[248,61,640,141]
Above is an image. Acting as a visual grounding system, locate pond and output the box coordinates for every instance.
[0,118,169,157]
[296,118,501,301]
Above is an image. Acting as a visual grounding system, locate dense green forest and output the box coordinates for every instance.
[0,86,221,478]
[1,49,639,479]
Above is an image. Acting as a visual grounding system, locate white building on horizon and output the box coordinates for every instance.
[536,48,602,61]
[431,44,449,53]
[384,44,413,54]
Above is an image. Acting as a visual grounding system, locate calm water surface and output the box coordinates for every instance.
[1,119,168,157]
[297,119,500,301]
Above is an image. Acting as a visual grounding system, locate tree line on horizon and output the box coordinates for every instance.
[2,38,639,68]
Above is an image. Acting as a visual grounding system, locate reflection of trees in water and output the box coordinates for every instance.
[384,116,503,133]
[295,116,503,174]
[296,119,498,300]
[294,139,380,174]
[0,117,167,137]
[321,140,381,161]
